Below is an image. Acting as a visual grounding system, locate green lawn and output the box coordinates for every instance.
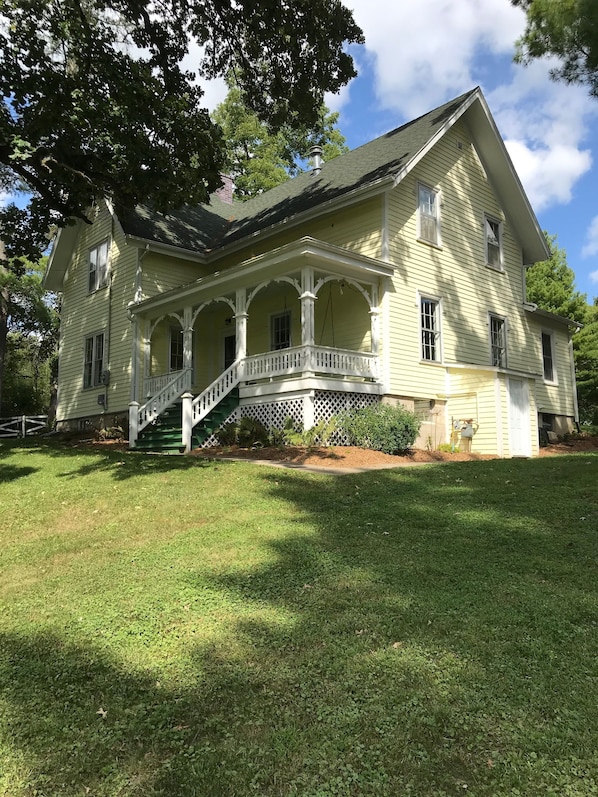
[1,439,597,797]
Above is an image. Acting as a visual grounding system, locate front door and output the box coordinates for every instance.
[508,378,531,457]
[224,334,236,370]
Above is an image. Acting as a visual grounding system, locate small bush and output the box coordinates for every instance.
[215,417,269,448]
[338,403,421,454]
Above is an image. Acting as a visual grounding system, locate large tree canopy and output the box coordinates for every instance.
[213,78,349,200]
[512,0,598,96]
[0,0,363,259]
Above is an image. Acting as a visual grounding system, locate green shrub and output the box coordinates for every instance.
[215,416,269,448]
[338,403,421,454]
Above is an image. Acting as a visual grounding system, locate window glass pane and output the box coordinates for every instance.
[542,332,554,380]
[94,334,104,385]
[421,298,438,361]
[170,326,184,371]
[490,317,506,367]
[486,218,501,267]
[271,311,291,350]
[419,186,438,244]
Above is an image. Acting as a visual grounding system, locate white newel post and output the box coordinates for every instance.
[301,266,316,375]
[181,392,193,453]
[129,401,139,447]
[235,288,247,380]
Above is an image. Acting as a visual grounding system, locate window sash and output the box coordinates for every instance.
[88,241,109,292]
[418,185,439,244]
[490,317,506,367]
[271,311,291,351]
[83,333,104,387]
[542,332,554,381]
[420,298,440,361]
[485,218,501,268]
[169,326,184,372]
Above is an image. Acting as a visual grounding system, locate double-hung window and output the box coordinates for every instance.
[83,332,105,388]
[485,216,502,269]
[169,325,184,372]
[420,296,441,362]
[418,184,440,245]
[88,240,109,293]
[541,331,555,382]
[271,310,291,351]
[489,315,507,368]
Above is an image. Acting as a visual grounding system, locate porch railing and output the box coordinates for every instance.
[131,367,192,443]
[244,345,378,381]
[143,370,188,398]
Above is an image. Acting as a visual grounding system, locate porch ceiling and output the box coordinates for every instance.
[129,237,395,318]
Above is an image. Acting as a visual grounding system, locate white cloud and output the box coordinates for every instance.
[590,270,598,284]
[342,0,595,213]
[347,0,525,116]
[582,217,598,258]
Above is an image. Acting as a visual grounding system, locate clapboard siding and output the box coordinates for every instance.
[57,206,137,423]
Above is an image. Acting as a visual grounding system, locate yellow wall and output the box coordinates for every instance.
[57,205,136,424]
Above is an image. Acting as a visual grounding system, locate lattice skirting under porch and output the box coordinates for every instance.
[200,391,380,447]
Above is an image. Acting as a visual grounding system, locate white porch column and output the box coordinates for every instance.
[369,284,381,380]
[301,266,316,374]
[183,306,193,374]
[143,319,151,398]
[235,288,248,379]
[303,390,315,431]
[128,306,140,403]
[181,391,193,453]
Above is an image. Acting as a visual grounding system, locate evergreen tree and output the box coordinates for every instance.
[213,79,348,200]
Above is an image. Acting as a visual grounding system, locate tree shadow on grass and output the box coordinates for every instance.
[0,464,38,482]
[0,438,232,481]
[1,456,597,796]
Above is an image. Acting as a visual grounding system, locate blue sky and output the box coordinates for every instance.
[201,0,597,301]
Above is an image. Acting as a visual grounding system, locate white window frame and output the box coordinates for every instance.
[88,239,110,293]
[489,313,507,368]
[270,310,292,351]
[541,330,557,383]
[419,293,442,363]
[484,215,503,270]
[417,183,441,246]
[83,331,105,389]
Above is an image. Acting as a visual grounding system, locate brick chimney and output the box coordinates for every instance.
[214,174,234,204]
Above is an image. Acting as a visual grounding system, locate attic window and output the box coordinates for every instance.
[88,239,109,293]
[485,217,502,269]
[417,184,440,246]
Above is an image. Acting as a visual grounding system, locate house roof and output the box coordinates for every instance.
[46,87,549,290]
[118,88,483,254]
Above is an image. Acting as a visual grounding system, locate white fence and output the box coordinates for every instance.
[0,415,49,438]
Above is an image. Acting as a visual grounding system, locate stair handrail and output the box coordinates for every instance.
[191,360,241,427]
[136,368,193,433]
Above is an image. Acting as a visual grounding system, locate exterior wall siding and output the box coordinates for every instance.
[56,206,136,425]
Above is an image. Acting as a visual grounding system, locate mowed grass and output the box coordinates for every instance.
[0,440,597,797]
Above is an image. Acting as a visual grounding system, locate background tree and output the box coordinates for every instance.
[0,0,363,260]
[526,232,598,425]
[212,79,349,200]
[0,251,59,414]
[525,232,588,323]
[512,0,598,96]
[574,299,598,424]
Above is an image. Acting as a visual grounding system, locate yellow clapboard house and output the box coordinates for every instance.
[45,88,580,456]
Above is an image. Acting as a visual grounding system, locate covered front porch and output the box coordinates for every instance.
[128,238,394,451]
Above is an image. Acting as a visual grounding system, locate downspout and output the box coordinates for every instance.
[569,332,580,428]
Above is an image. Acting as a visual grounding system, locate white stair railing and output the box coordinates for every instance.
[180,361,241,452]
[129,368,192,446]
